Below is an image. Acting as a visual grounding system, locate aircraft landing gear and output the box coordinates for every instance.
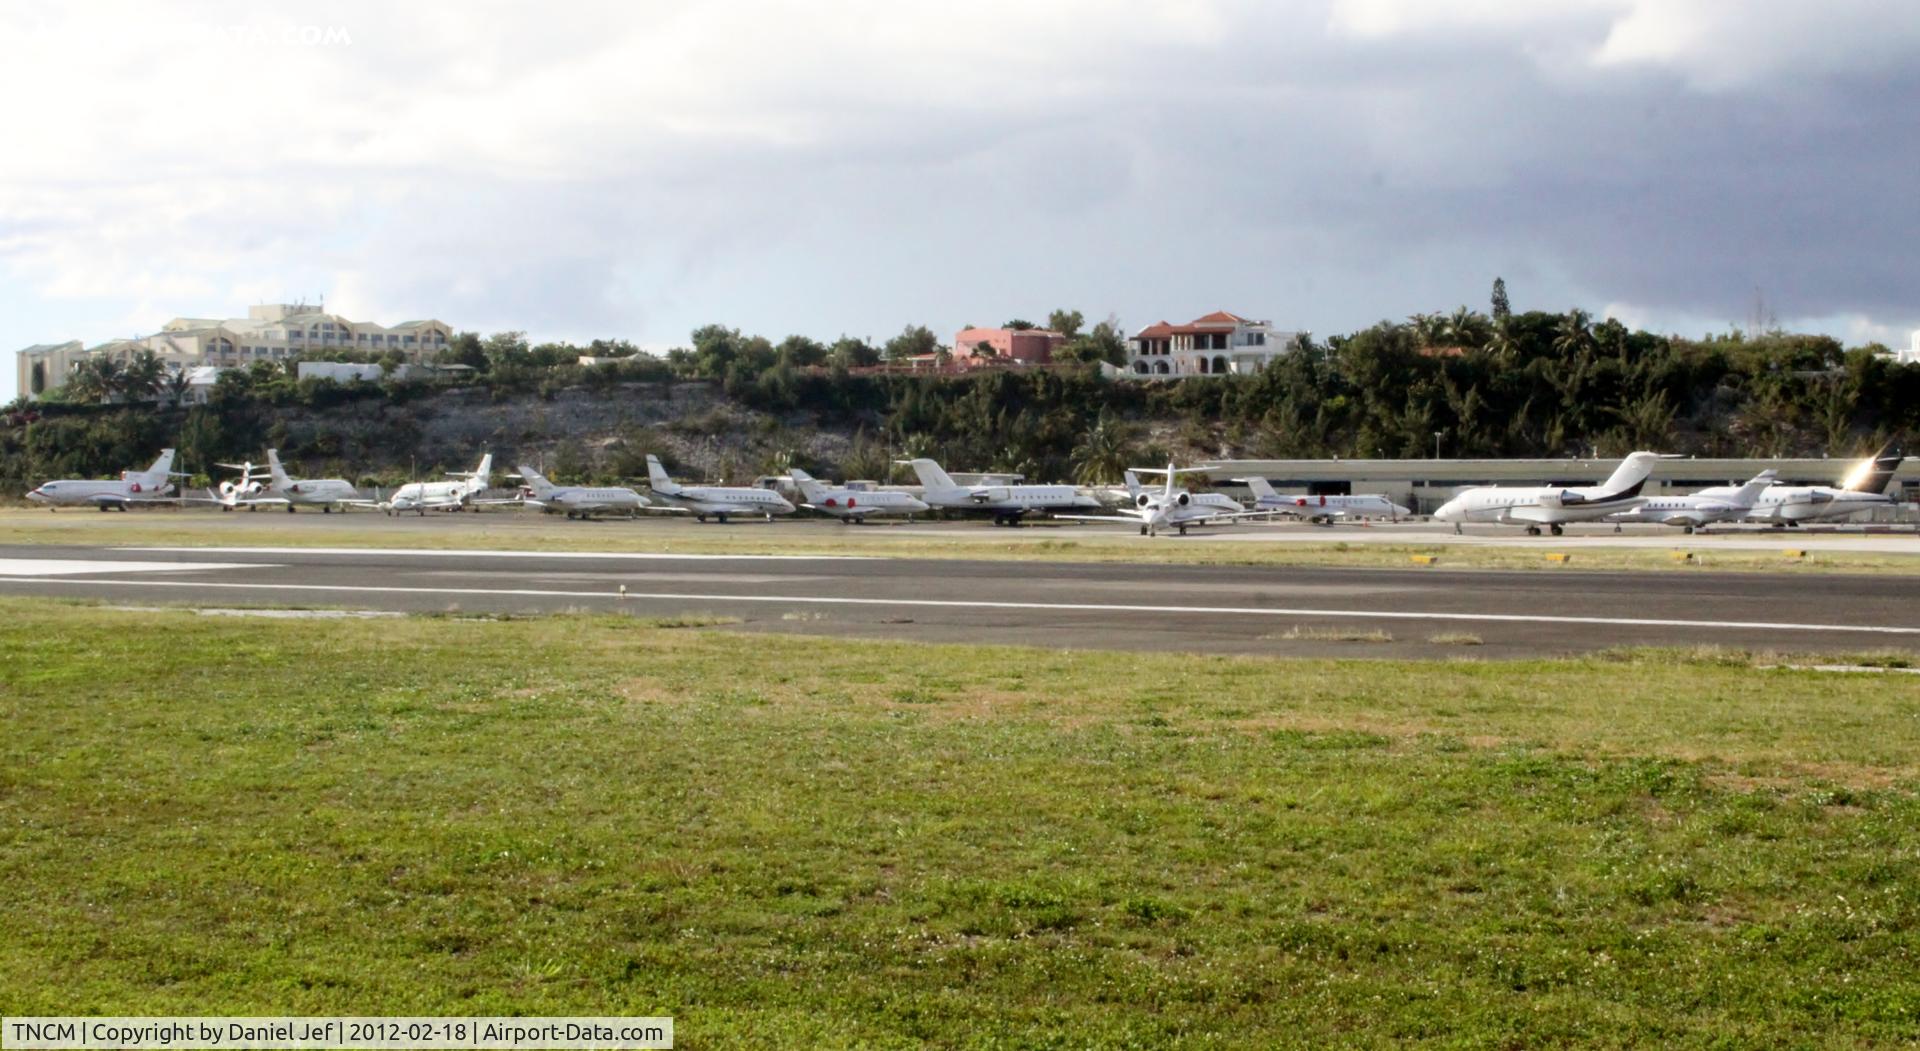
[717,513,731,524]
[322,506,332,514]
[1525,525,1541,536]
[287,505,296,513]
[1549,524,1563,536]
[1453,523,1462,535]
[1683,524,1695,534]
[696,514,708,523]
[1177,524,1188,536]
[1139,525,1149,535]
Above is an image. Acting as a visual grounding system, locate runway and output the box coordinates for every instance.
[1,542,1915,657]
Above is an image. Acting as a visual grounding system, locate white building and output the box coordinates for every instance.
[1126,311,1298,376]
[1894,330,1920,366]
[15,302,454,401]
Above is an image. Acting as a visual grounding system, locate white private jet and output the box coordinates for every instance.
[514,465,649,519]
[201,458,274,510]
[1059,464,1268,536]
[382,454,495,515]
[1241,476,1410,523]
[1432,452,1660,535]
[899,458,1101,526]
[645,454,794,522]
[1606,469,1777,533]
[790,468,928,523]
[26,449,187,511]
[257,450,360,512]
[1743,446,1906,526]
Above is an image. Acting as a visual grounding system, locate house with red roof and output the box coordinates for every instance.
[1127,311,1296,376]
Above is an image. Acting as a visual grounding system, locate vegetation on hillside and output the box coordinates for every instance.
[7,287,1916,490]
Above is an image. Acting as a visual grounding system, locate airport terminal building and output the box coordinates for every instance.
[1200,457,1920,516]
[15,302,454,401]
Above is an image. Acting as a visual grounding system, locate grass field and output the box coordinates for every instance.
[4,506,1919,576]
[3,598,1919,1046]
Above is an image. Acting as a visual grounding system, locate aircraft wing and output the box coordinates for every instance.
[1052,513,1146,524]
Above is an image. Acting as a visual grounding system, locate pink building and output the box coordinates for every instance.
[952,326,1065,367]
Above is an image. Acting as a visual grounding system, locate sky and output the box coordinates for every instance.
[5,0,1919,401]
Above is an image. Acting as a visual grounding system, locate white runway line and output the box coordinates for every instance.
[0,558,274,577]
[15,576,1920,636]
[129,546,872,561]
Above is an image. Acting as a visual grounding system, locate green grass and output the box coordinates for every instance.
[3,507,1917,575]
[3,598,1920,1046]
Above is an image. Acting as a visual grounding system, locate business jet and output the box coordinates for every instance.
[381,454,495,515]
[645,454,794,522]
[899,458,1101,526]
[790,468,928,523]
[1241,476,1410,523]
[1743,446,1906,526]
[1606,470,1776,533]
[25,449,187,511]
[514,466,649,519]
[201,459,274,510]
[1431,452,1660,535]
[250,450,360,512]
[1059,464,1268,536]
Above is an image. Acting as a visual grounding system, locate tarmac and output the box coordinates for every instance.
[2,536,1916,658]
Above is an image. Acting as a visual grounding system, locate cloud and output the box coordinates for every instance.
[4,0,1918,404]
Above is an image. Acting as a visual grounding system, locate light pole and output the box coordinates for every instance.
[1433,431,1443,460]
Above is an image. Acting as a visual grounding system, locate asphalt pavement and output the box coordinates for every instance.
[2,542,1915,658]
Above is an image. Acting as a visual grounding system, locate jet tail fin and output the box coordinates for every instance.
[645,454,680,493]
[1123,470,1143,500]
[132,449,177,488]
[1734,469,1778,503]
[1839,445,1905,494]
[266,449,293,489]
[1241,476,1278,500]
[517,465,555,499]
[789,468,829,504]
[904,458,958,491]
[1599,451,1660,498]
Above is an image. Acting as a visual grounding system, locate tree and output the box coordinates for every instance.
[776,335,828,368]
[883,324,940,362]
[1046,309,1085,339]
[1552,309,1595,360]
[828,336,880,368]
[483,331,531,371]
[1003,319,1036,331]
[1071,413,1135,485]
[971,341,998,359]
[161,368,192,407]
[121,349,166,401]
[1490,277,1510,322]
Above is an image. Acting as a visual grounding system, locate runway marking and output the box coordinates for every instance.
[0,558,273,577]
[12,576,1920,636]
[129,546,872,561]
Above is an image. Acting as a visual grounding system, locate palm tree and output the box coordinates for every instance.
[1071,413,1134,485]
[1443,306,1488,348]
[1552,308,1595,360]
[1407,313,1446,349]
[162,369,192,407]
[120,349,166,402]
[1482,315,1519,362]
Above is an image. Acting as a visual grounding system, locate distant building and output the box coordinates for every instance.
[296,361,386,383]
[1127,311,1296,376]
[952,326,1066,368]
[1892,330,1920,366]
[15,302,455,401]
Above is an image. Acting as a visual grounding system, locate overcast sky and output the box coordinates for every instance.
[5,0,1919,401]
